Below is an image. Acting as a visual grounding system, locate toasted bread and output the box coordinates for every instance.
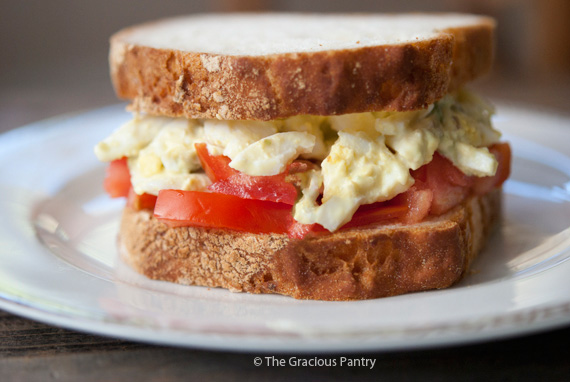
[110,14,495,121]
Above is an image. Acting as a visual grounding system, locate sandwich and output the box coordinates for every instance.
[94,13,511,301]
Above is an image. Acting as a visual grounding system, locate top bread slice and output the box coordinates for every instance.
[110,13,495,121]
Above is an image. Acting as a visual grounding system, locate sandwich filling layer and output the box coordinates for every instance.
[95,89,501,232]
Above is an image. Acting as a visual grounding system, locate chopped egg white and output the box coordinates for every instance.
[129,168,211,196]
[230,132,316,176]
[375,109,438,170]
[202,119,279,157]
[94,89,501,231]
[137,119,204,175]
[282,115,331,160]
[433,89,500,176]
[94,115,176,161]
[295,129,413,231]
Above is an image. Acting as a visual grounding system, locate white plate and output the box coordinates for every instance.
[0,104,569,353]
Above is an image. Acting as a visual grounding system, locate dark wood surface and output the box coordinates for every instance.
[1,310,570,381]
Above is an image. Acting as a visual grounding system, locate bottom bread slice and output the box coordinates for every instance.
[119,189,501,301]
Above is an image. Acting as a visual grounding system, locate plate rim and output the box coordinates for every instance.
[1,102,569,353]
[1,294,569,354]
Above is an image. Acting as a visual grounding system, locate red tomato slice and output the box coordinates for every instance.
[208,178,297,205]
[395,184,434,223]
[411,143,511,216]
[410,165,428,183]
[435,153,475,187]
[195,142,298,205]
[288,221,327,239]
[423,153,469,215]
[288,160,319,174]
[340,203,407,229]
[405,188,433,223]
[429,183,469,215]
[154,189,410,238]
[104,158,131,198]
[154,190,300,234]
[194,143,236,181]
[127,188,157,211]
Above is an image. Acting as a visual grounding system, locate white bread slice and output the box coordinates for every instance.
[110,13,495,121]
[119,189,500,301]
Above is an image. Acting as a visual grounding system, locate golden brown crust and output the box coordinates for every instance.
[109,16,495,121]
[446,22,495,90]
[119,189,501,301]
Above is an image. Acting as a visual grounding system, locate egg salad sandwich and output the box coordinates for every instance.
[95,13,511,301]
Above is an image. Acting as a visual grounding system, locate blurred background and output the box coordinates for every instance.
[1,0,569,131]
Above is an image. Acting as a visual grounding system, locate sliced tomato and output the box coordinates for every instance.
[411,143,511,216]
[154,189,301,234]
[209,176,298,205]
[127,188,157,211]
[405,188,433,223]
[288,221,327,239]
[422,153,469,215]
[195,142,299,205]
[410,165,428,183]
[436,153,475,187]
[104,158,131,198]
[429,183,469,215]
[393,183,434,223]
[340,203,407,229]
[287,201,409,237]
[103,158,156,210]
[473,142,512,195]
[194,143,236,181]
[287,160,319,174]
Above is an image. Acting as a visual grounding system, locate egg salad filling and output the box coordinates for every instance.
[95,88,500,232]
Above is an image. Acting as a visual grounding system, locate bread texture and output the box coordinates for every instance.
[119,189,500,301]
[110,13,495,121]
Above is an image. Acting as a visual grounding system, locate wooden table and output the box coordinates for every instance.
[1,77,570,381]
[1,309,570,380]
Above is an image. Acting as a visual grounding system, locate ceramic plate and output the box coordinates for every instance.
[0,104,569,353]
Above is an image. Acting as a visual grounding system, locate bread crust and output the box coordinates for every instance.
[110,15,495,121]
[119,189,501,301]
